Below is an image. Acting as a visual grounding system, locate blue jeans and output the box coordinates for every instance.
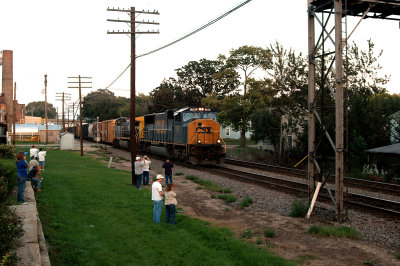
[17,175,26,202]
[32,177,41,189]
[153,200,163,223]
[165,173,172,185]
[142,171,149,185]
[136,174,142,189]
[165,204,176,225]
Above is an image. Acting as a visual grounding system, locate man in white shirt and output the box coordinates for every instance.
[142,155,151,186]
[30,145,39,160]
[134,156,145,189]
[152,174,164,223]
[38,148,48,171]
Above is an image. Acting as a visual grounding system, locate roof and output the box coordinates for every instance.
[311,0,400,21]
[366,143,400,155]
[39,124,61,131]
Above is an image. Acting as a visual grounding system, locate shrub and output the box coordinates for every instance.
[175,172,184,176]
[308,225,361,240]
[264,228,275,238]
[0,204,22,265]
[289,199,308,217]
[256,237,263,245]
[0,144,15,159]
[242,230,252,239]
[240,197,253,209]
[226,195,237,203]
[0,160,17,203]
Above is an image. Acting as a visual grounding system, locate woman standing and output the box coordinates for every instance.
[16,151,28,204]
[164,184,177,225]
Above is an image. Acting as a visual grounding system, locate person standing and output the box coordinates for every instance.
[152,174,164,223]
[162,159,174,185]
[38,148,49,171]
[28,155,39,171]
[165,183,177,225]
[142,155,151,186]
[16,151,28,204]
[134,156,145,189]
[29,145,39,160]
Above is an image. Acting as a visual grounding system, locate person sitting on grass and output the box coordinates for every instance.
[28,155,39,171]
[27,165,43,192]
[16,151,28,204]
[165,183,177,225]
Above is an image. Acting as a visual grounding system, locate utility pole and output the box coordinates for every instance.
[72,102,75,132]
[12,82,16,148]
[68,76,92,156]
[107,6,159,185]
[67,106,70,130]
[56,107,59,126]
[55,92,71,132]
[44,74,48,145]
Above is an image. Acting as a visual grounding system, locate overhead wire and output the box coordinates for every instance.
[104,0,253,91]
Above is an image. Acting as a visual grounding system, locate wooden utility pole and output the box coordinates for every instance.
[67,106,70,130]
[107,6,159,185]
[55,92,71,132]
[68,76,92,156]
[12,82,16,148]
[56,107,59,126]
[72,102,75,132]
[44,74,48,145]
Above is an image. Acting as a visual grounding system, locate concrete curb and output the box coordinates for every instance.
[9,181,51,266]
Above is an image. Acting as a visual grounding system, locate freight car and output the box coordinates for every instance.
[114,107,225,165]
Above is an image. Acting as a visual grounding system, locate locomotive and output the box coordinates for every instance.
[73,107,226,165]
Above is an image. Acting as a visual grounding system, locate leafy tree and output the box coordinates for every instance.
[25,101,57,119]
[250,108,281,152]
[149,78,186,113]
[136,93,152,116]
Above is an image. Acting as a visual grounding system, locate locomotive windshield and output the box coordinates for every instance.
[203,112,216,120]
[181,111,217,122]
[183,112,201,122]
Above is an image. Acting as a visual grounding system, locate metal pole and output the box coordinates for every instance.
[334,0,344,221]
[130,6,137,186]
[44,74,48,145]
[307,0,316,201]
[12,82,16,148]
[62,92,65,132]
[79,75,83,156]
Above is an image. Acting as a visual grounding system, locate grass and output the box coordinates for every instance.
[242,230,253,239]
[32,149,292,265]
[362,260,375,265]
[185,175,231,193]
[175,172,184,176]
[240,197,253,209]
[217,194,237,203]
[396,252,400,260]
[223,138,257,146]
[293,254,317,265]
[289,199,308,217]
[308,225,361,240]
[256,237,263,245]
[264,229,276,238]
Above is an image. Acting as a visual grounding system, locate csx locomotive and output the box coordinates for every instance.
[73,107,226,165]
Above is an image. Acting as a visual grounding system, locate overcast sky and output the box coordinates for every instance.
[1,0,399,114]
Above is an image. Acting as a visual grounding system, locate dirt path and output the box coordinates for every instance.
[85,145,399,265]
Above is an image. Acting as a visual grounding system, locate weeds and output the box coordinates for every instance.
[185,175,231,193]
[218,194,237,203]
[308,225,361,240]
[395,252,400,260]
[175,172,184,176]
[240,197,253,209]
[289,199,308,217]
[264,229,275,238]
[256,237,263,245]
[294,254,317,264]
[362,260,375,265]
[242,230,253,239]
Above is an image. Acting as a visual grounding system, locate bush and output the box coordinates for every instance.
[217,194,237,203]
[240,197,253,209]
[0,144,15,159]
[242,230,252,239]
[264,228,275,238]
[0,160,17,203]
[175,172,184,176]
[289,199,308,217]
[0,204,23,265]
[256,237,263,245]
[308,225,361,240]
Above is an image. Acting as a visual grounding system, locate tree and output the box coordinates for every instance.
[25,101,57,119]
[149,78,186,113]
[136,93,152,116]
[250,108,281,152]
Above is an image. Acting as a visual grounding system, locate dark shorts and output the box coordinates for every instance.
[39,161,45,167]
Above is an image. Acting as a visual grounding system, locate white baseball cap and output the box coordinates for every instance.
[156,174,164,179]
[136,156,141,160]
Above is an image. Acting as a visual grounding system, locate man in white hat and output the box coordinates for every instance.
[152,174,164,223]
[134,156,145,189]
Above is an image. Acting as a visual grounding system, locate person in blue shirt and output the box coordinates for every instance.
[16,151,28,204]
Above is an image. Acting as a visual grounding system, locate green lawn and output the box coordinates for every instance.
[223,138,257,146]
[31,149,293,265]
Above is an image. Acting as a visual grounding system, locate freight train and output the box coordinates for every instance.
[71,107,226,165]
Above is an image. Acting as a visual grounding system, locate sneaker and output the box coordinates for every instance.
[21,202,28,205]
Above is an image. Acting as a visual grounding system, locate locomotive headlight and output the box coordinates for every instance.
[198,140,201,144]
[217,139,221,143]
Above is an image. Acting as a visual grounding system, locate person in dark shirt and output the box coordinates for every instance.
[16,151,28,204]
[27,165,43,192]
[162,159,174,185]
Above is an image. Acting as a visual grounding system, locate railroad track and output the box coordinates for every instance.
[201,165,400,217]
[225,158,400,197]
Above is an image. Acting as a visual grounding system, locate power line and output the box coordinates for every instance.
[103,0,252,90]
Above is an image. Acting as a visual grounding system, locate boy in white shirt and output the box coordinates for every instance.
[142,155,151,186]
[30,145,39,160]
[38,148,49,171]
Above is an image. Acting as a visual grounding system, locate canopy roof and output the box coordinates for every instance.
[366,143,400,155]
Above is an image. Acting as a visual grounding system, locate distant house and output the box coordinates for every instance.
[390,111,400,144]
[220,126,251,140]
[39,124,62,144]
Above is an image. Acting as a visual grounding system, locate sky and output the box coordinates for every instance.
[1,0,399,115]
